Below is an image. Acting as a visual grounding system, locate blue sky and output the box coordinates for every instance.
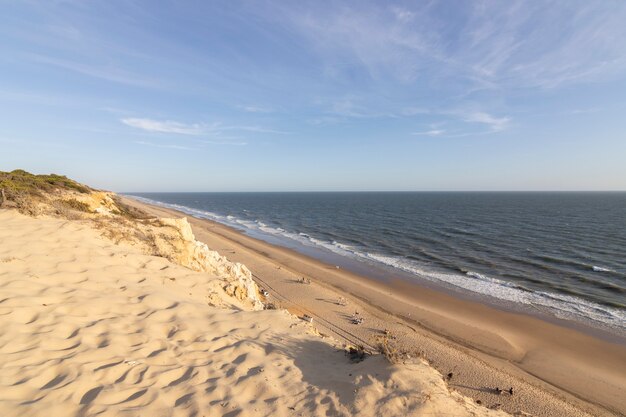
[1,1,625,191]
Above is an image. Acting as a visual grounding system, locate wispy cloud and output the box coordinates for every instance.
[330,99,375,118]
[391,7,415,23]
[567,108,601,115]
[200,140,248,146]
[269,2,626,90]
[122,118,205,135]
[219,125,290,134]
[410,110,511,138]
[412,129,445,137]
[0,88,84,107]
[401,107,431,116]
[460,111,510,132]
[26,54,162,89]
[277,4,440,84]
[122,117,288,137]
[307,116,343,125]
[134,140,195,150]
[318,96,399,120]
[238,105,274,113]
[0,136,72,149]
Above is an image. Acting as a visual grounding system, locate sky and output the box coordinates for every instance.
[1,0,626,191]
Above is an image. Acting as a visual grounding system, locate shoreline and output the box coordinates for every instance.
[123,196,626,416]
[126,194,626,344]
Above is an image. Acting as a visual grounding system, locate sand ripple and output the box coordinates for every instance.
[0,211,508,417]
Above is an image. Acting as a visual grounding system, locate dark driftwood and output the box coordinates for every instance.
[0,188,5,206]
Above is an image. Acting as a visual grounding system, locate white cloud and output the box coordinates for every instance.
[322,96,399,119]
[221,126,290,134]
[307,116,343,125]
[122,117,287,137]
[401,107,430,116]
[409,111,511,137]
[412,129,445,137]
[567,108,601,115]
[200,140,248,146]
[391,7,415,23]
[122,118,204,135]
[271,2,626,89]
[238,105,274,113]
[451,2,626,88]
[461,111,510,132]
[134,140,194,150]
[26,54,162,89]
[284,6,438,83]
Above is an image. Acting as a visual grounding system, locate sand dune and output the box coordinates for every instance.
[0,210,509,416]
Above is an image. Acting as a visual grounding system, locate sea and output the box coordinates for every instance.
[128,192,626,337]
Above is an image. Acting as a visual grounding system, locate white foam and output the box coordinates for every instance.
[592,266,612,272]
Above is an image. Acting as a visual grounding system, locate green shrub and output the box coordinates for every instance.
[0,169,91,200]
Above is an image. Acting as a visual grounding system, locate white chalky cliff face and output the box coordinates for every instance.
[158,217,263,310]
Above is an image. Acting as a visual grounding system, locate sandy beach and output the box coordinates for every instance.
[121,196,626,417]
[0,184,513,417]
[0,173,624,416]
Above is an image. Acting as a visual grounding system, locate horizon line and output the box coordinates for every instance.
[119,190,626,194]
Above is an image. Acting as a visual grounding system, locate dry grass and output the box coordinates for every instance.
[376,336,401,363]
[110,195,152,220]
[50,202,85,220]
[91,216,155,251]
[56,198,92,212]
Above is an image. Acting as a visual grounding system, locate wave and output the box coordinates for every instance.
[128,195,626,333]
[592,265,613,272]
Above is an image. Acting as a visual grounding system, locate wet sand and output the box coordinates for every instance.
[123,196,626,417]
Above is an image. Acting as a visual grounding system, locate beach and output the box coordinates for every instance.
[0,206,512,417]
[0,177,624,417]
[121,196,626,416]
[0,177,522,417]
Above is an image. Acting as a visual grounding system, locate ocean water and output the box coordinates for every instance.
[129,192,626,335]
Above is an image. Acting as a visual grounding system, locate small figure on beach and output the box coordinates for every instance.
[508,387,513,395]
[302,314,313,323]
[446,372,453,381]
[337,296,347,306]
[494,387,502,395]
[261,289,269,297]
